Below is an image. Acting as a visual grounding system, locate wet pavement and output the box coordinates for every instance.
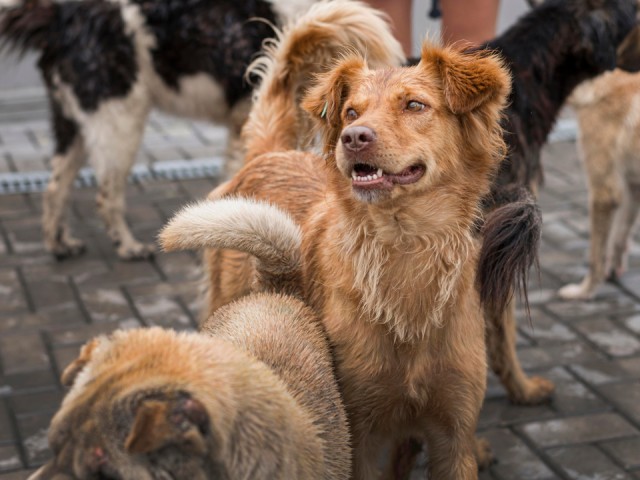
[0,92,639,479]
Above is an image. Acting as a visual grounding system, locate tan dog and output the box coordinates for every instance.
[558,68,640,300]
[29,198,350,480]
[166,4,512,478]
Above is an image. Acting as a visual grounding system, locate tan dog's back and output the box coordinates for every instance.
[32,195,351,479]
[205,292,350,478]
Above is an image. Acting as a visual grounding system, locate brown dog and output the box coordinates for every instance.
[558,68,640,300]
[168,4,513,478]
[29,198,350,480]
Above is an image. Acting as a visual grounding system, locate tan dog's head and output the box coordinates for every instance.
[29,329,228,480]
[303,42,510,206]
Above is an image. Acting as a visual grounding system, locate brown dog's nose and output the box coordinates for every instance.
[341,126,376,152]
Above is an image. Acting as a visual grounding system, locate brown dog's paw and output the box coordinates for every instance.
[475,438,495,470]
[510,376,555,405]
[117,242,156,261]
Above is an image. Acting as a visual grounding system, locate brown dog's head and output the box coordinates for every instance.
[29,329,227,480]
[303,42,510,206]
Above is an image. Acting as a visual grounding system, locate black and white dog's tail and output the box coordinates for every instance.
[0,0,55,54]
[159,198,304,297]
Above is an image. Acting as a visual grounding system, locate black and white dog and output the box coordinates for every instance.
[0,0,315,260]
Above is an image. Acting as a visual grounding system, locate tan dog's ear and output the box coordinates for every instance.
[61,338,100,388]
[421,44,510,114]
[302,55,366,152]
[125,396,209,455]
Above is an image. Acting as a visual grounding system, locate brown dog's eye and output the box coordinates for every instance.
[345,108,358,121]
[406,101,426,112]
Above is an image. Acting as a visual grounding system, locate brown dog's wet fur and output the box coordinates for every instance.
[191,4,514,474]
[559,68,640,300]
[29,197,350,480]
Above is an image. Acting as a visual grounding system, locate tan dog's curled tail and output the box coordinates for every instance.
[243,0,404,161]
[160,198,303,296]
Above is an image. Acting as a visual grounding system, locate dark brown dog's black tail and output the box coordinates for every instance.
[0,0,55,55]
[477,186,541,316]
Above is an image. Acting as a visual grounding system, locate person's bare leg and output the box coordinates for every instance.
[441,0,500,46]
[365,0,413,55]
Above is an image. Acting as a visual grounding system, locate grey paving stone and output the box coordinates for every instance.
[24,279,76,313]
[0,333,49,375]
[544,294,640,319]
[618,357,640,376]
[547,444,633,479]
[9,389,63,416]
[0,470,36,479]
[574,318,640,357]
[46,321,141,348]
[597,381,640,424]
[79,288,135,324]
[619,272,640,298]
[570,358,640,386]
[599,437,640,470]
[0,445,22,473]
[154,251,201,282]
[543,367,606,415]
[517,342,605,371]
[521,413,638,448]
[483,429,558,480]
[133,295,194,329]
[16,413,51,467]
[519,309,577,344]
[624,315,640,335]
[1,370,57,394]
[21,259,110,283]
[0,195,31,217]
[0,406,15,444]
[479,399,556,429]
[0,270,28,313]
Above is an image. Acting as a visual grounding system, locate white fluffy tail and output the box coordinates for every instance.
[159,198,302,294]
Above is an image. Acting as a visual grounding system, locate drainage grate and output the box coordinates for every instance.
[0,157,225,194]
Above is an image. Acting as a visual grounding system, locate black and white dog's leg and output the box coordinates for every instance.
[43,99,87,259]
[84,91,152,260]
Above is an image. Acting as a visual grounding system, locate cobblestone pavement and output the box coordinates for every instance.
[0,101,639,479]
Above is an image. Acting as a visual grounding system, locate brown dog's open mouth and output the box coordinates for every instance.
[351,163,426,189]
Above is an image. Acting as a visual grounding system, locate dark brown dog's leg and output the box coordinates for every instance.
[424,422,480,479]
[386,438,422,480]
[486,298,554,404]
[389,436,494,479]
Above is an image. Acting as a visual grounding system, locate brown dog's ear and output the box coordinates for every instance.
[421,44,510,114]
[617,25,640,72]
[302,55,366,152]
[60,338,100,388]
[125,396,210,455]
